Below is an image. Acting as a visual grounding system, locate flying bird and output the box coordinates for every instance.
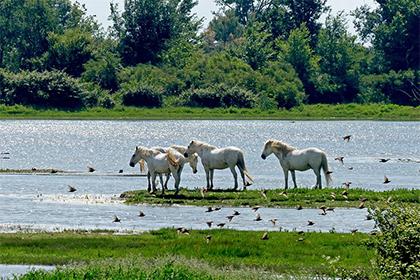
[217,223,225,228]
[254,213,262,221]
[351,229,358,234]
[342,181,352,188]
[205,207,213,213]
[177,227,189,235]
[307,220,315,226]
[138,211,145,217]
[343,135,352,142]
[87,166,95,173]
[233,210,240,216]
[358,201,365,209]
[379,158,390,163]
[260,189,268,199]
[296,205,303,210]
[226,215,234,222]
[213,207,222,211]
[335,157,344,164]
[68,185,77,193]
[383,176,391,184]
[113,215,121,223]
[251,206,260,212]
[269,218,278,226]
[206,221,213,228]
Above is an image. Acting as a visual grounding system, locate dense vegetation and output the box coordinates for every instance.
[0,0,418,111]
[1,204,417,279]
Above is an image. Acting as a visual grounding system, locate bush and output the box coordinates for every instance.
[359,70,420,106]
[120,83,163,108]
[81,83,115,109]
[0,69,85,109]
[82,51,121,92]
[371,204,420,279]
[256,61,305,109]
[180,85,255,108]
[118,64,183,96]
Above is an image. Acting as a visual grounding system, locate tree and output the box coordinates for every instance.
[278,24,319,101]
[215,0,276,25]
[111,0,200,65]
[315,13,362,103]
[353,0,420,71]
[0,0,96,71]
[45,28,93,77]
[205,9,244,48]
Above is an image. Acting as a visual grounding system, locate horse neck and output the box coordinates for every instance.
[272,142,294,160]
[195,143,216,157]
[138,148,158,161]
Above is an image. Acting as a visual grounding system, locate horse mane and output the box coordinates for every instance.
[269,139,296,154]
[192,140,217,150]
[167,149,180,167]
[138,146,160,157]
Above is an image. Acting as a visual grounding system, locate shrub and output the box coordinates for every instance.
[0,69,85,109]
[180,85,255,108]
[359,70,420,106]
[120,83,163,108]
[256,61,305,109]
[371,204,420,279]
[81,83,115,109]
[82,51,121,92]
[118,64,183,96]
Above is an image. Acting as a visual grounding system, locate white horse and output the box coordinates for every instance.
[261,139,332,189]
[129,146,186,194]
[184,140,253,190]
[141,145,198,191]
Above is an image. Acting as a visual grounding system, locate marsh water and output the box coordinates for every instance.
[0,120,419,234]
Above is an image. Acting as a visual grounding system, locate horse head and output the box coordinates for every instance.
[261,140,274,160]
[129,146,142,167]
[188,153,199,174]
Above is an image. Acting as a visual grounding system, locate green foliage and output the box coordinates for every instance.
[82,49,122,92]
[44,28,93,77]
[238,21,273,70]
[278,24,320,102]
[353,0,420,71]
[315,13,362,103]
[183,52,256,90]
[256,61,305,108]
[120,83,163,108]
[0,0,95,71]
[371,204,420,279]
[359,70,420,105]
[206,9,244,49]
[180,85,255,108]
[0,69,85,109]
[119,64,183,96]
[111,0,200,65]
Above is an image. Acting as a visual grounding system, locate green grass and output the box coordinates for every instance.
[0,229,374,278]
[122,188,420,208]
[0,104,419,120]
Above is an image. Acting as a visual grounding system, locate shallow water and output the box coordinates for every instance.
[0,120,418,233]
[0,264,54,279]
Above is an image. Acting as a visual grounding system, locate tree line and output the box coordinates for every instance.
[0,0,419,110]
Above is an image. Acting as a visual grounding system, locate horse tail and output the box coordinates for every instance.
[167,149,180,167]
[321,153,332,186]
[237,152,254,184]
[139,159,146,173]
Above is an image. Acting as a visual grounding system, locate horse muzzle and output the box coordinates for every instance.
[261,154,266,160]
[193,170,197,174]
[184,153,189,158]
[129,162,135,167]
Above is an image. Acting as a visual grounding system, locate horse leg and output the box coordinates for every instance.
[151,172,157,193]
[164,173,170,190]
[172,167,181,195]
[230,167,238,190]
[291,170,298,189]
[283,168,289,190]
[210,169,215,190]
[312,167,321,189]
[205,168,211,190]
[237,164,246,187]
[147,171,151,193]
[158,174,165,194]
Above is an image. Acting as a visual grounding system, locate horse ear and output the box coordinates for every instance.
[136,146,139,151]
[190,140,195,145]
